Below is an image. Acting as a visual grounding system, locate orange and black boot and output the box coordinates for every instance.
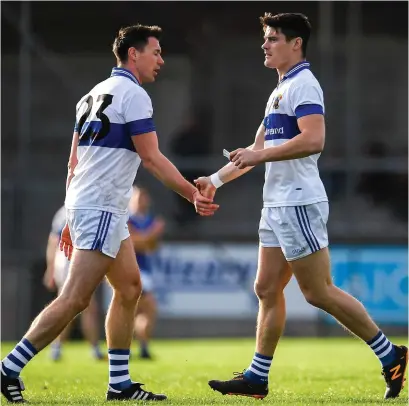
[382,345,408,399]
[209,371,268,399]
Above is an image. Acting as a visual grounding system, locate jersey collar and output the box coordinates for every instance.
[110,67,140,85]
[284,61,310,79]
[278,61,310,86]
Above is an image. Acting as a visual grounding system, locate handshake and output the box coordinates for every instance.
[191,148,231,217]
[191,176,219,217]
[191,147,262,217]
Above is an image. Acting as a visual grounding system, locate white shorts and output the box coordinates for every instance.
[140,271,154,294]
[259,202,329,261]
[54,250,70,291]
[66,209,130,258]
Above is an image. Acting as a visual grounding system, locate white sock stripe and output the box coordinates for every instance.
[372,335,386,349]
[369,334,385,348]
[3,359,22,373]
[378,342,393,359]
[142,392,149,400]
[108,354,129,361]
[252,360,271,371]
[15,346,31,361]
[253,355,272,365]
[108,386,121,393]
[109,365,130,372]
[109,374,131,384]
[374,339,389,354]
[19,342,34,358]
[11,350,29,365]
[248,366,269,377]
[109,372,129,377]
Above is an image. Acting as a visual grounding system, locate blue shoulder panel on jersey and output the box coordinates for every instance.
[295,104,324,119]
[264,113,300,141]
[128,118,156,136]
[78,119,155,151]
[78,121,136,151]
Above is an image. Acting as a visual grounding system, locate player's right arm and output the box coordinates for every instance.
[132,132,218,216]
[194,121,265,197]
[217,121,265,183]
[126,89,218,216]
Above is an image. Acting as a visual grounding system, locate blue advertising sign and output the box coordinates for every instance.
[324,246,408,325]
[101,243,407,323]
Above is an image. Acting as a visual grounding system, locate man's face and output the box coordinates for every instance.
[261,26,296,69]
[133,37,164,83]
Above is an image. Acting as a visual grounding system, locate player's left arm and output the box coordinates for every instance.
[231,82,325,168]
[259,81,325,162]
[259,114,325,162]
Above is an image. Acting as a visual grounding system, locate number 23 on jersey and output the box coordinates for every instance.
[77,94,113,141]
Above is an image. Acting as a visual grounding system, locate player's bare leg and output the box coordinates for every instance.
[291,248,408,399]
[254,247,292,357]
[50,291,103,361]
[27,249,111,350]
[50,319,74,361]
[80,293,104,359]
[209,246,292,399]
[105,237,166,401]
[105,238,142,353]
[1,249,111,402]
[134,292,157,359]
[58,321,74,341]
[291,248,378,339]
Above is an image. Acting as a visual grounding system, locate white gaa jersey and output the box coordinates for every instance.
[65,67,155,214]
[263,61,328,207]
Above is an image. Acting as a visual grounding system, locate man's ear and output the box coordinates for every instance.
[128,47,140,62]
[293,37,303,52]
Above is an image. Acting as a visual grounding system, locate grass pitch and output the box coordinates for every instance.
[1,337,408,405]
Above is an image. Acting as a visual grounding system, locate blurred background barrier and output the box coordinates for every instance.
[3,243,405,340]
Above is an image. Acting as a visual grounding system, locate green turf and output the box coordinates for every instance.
[1,337,408,405]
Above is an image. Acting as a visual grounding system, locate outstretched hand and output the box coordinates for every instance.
[194,176,217,201]
[192,189,219,216]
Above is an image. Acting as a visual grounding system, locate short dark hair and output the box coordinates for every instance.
[260,13,311,57]
[113,24,162,63]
